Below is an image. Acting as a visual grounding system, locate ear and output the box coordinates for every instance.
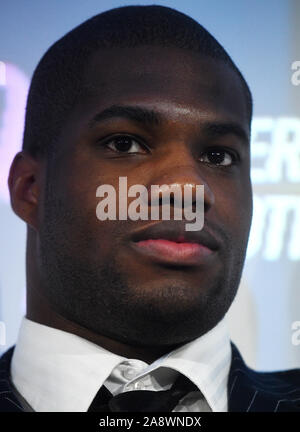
[8,151,42,230]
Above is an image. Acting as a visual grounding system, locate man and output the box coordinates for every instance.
[1,5,300,412]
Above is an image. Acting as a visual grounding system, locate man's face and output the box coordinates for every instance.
[39,46,252,347]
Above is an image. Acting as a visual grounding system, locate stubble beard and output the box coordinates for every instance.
[39,221,246,347]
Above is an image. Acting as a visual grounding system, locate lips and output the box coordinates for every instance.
[130,220,219,266]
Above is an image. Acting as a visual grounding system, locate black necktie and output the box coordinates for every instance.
[88,373,199,412]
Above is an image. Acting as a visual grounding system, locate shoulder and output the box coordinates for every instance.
[228,342,300,411]
[230,342,300,383]
[0,346,24,412]
[230,341,300,381]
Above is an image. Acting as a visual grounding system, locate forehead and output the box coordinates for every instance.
[70,45,249,131]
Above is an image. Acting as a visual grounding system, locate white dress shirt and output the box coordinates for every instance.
[11,316,231,412]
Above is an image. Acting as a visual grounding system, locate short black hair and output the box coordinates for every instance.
[22,4,253,157]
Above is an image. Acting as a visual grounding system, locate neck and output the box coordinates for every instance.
[26,284,184,364]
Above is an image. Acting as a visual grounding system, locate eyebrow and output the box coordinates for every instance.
[202,122,249,143]
[88,104,249,143]
[88,105,163,129]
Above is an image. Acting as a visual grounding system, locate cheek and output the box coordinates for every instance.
[213,178,252,237]
[43,155,127,259]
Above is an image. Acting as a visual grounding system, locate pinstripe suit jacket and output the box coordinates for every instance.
[0,342,299,412]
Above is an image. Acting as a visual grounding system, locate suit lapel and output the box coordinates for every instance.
[228,342,300,412]
[0,346,24,412]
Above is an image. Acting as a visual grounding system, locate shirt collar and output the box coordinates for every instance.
[149,317,231,411]
[11,316,231,412]
[11,317,126,411]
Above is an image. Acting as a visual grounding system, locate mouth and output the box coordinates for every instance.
[130,221,219,267]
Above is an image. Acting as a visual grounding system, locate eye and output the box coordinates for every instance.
[199,148,237,166]
[104,135,147,154]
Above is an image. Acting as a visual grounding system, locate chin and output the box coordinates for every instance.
[106,295,230,347]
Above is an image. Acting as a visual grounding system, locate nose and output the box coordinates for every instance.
[145,147,215,213]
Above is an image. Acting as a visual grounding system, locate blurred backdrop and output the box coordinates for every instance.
[0,0,300,370]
